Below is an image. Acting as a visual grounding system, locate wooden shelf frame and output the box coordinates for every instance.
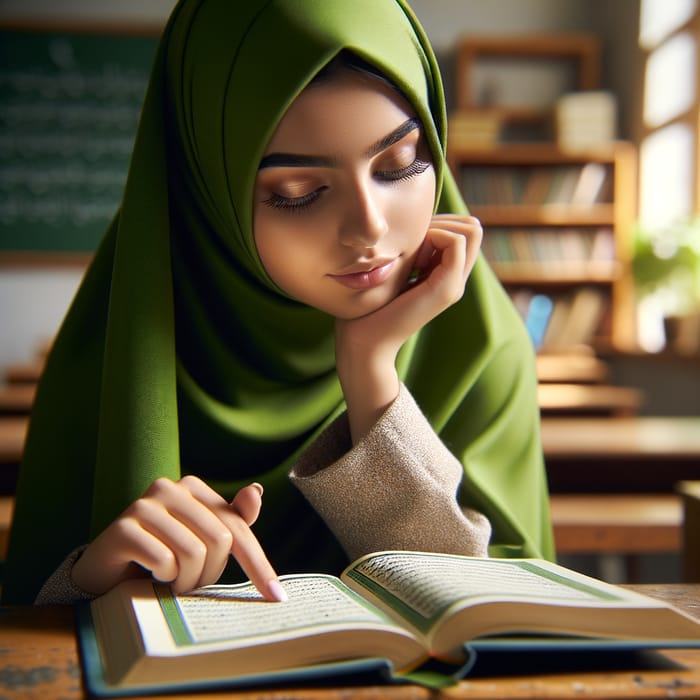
[455,33,601,122]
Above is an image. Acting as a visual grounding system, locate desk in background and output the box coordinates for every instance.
[0,383,36,415]
[0,417,27,494]
[3,416,698,494]
[541,416,700,577]
[2,414,699,577]
[541,416,700,493]
[1,584,699,699]
[679,481,700,582]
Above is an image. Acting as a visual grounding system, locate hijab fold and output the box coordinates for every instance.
[3,0,553,604]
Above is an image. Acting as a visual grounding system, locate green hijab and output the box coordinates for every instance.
[3,0,553,604]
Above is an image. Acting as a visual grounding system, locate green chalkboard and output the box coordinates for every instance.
[0,27,159,255]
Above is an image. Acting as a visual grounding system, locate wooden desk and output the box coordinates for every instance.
[0,383,36,414]
[3,360,44,384]
[541,416,700,492]
[550,493,683,553]
[0,417,27,463]
[1,584,699,699]
[0,495,14,559]
[538,383,644,416]
[536,352,610,383]
[0,417,28,494]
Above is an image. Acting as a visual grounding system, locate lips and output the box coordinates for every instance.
[328,258,397,290]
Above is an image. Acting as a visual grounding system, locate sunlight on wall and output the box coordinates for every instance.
[639,123,693,229]
[637,0,698,351]
[643,32,696,129]
[639,0,697,48]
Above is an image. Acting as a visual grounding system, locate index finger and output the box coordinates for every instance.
[223,512,288,602]
[225,514,287,602]
[179,476,286,602]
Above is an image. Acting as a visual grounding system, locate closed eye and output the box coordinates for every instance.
[375,157,431,183]
[263,187,326,211]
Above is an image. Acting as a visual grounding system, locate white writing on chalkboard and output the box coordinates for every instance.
[0,32,156,250]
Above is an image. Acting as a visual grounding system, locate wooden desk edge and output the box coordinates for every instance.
[1,584,699,699]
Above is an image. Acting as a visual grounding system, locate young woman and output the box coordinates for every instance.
[2,0,554,605]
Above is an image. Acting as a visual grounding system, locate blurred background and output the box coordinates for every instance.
[1,0,698,585]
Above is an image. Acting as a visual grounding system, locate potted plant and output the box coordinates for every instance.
[632,217,700,352]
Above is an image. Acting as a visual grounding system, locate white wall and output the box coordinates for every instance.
[0,0,638,372]
[0,267,84,365]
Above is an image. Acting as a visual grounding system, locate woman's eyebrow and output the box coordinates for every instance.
[258,117,421,171]
[258,153,337,169]
[365,117,421,158]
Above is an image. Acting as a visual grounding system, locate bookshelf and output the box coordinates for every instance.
[448,142,637,352]
[454,33,601,141]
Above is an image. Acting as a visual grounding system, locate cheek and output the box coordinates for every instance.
[393,171,436,244]
[253,213,320,293]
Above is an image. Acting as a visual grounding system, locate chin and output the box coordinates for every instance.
[335,289,403,320]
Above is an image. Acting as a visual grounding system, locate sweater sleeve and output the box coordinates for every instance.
[34,546,98,605]
[289,384,491,561]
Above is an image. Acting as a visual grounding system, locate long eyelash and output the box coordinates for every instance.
[263,190,321,211]
[376,158,431,183]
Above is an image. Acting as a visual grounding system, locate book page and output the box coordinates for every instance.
[345,553,625,626]
[159,574,398,647]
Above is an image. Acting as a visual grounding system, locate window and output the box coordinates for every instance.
[636,0,700,350]
[638,0,698,227]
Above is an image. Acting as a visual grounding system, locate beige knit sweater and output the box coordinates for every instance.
[36,384,490,604]
[289,383,491,560]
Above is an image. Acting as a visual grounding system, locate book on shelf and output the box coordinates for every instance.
[482,227,615,270]
[537,287,608,350]
[524,293,554,349]
[546,287,607,348]
[459,163,612,206]
[78,550,700,696]
[520,167,555,204]
[570,162,609,206]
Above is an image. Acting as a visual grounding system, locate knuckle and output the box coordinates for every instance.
[183,538,208,562]
[127,497,155,520]
[215,527,234,551]
[146,477,176,498]
[179,474,202,490]
[113,515,140,541]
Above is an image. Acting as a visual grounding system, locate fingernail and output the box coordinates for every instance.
[250,482,264,496]
[267,579,288,602]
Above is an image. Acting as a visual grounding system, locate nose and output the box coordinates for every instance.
[338,181,389,248]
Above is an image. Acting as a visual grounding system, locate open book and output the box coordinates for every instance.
[78,551,700,695]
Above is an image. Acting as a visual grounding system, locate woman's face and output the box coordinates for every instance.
[253,68,436,319]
